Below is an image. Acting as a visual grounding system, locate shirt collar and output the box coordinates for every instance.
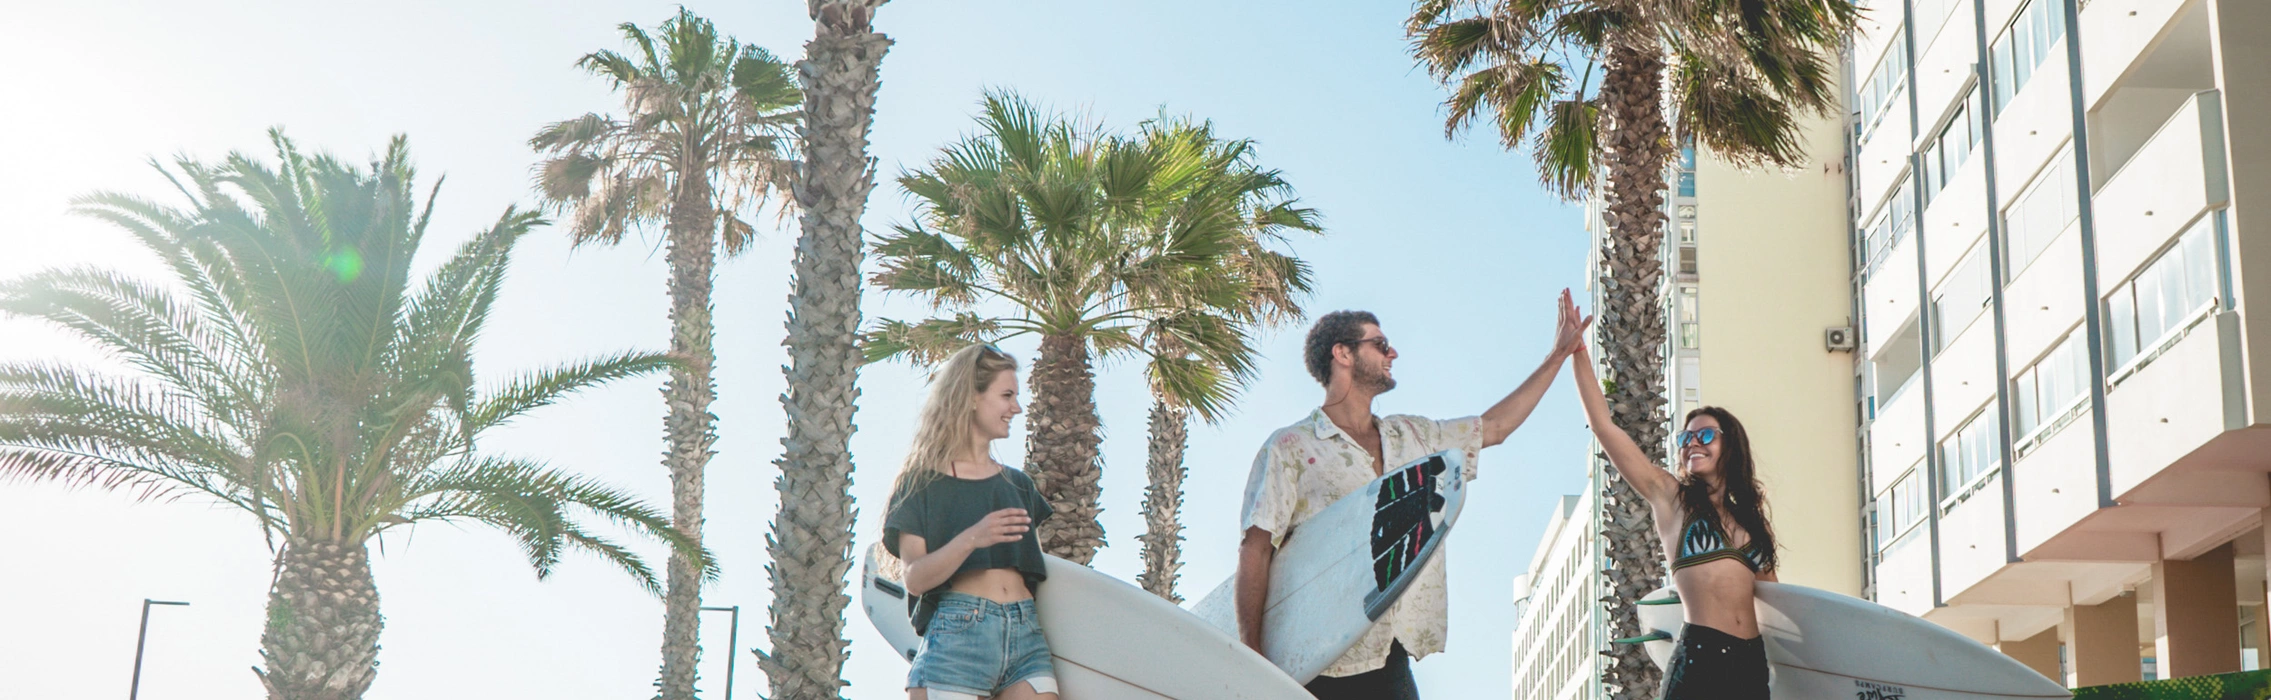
[1306,408,1395,445]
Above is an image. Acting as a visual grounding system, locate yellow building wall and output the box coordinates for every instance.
[1693,109,1864,597]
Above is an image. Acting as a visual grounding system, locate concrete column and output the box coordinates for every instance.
[2000,627,2064,682]
[2063,593,2142,686]
[2154,543,2242,678]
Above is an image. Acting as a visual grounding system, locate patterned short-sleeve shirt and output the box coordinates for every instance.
[1239,408,1484,678]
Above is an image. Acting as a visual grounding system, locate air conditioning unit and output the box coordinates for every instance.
[1825,326,1857,352]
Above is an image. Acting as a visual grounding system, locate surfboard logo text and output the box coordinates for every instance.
[1854,680,1907,700]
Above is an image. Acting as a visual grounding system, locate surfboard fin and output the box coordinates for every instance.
[1611,631,1673,645]
[1637,592,1681,606]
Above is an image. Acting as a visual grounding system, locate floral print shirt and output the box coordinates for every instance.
[1239,408,1485,677]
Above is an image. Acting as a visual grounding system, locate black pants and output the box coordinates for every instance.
[1304,640,1419,700]
[1660,623,1769,700]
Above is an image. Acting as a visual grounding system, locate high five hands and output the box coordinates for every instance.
[1552,288,1594,364]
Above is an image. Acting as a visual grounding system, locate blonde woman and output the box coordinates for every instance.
[885,344,1058,700]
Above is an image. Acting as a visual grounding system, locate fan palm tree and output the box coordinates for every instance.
[1126,117,1320,602]
[864,91,1269,565]
[757,0,890,697]
[0,133,704,700]
[528,10,798,698]
[1407,1,1855,696]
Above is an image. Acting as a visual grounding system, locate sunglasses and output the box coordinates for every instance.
[1677,427,1721,448]
[1347,336,1394,355]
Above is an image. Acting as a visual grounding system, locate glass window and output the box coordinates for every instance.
[1860,33,1910,141]
[1991,0,2066,116]
[1934,246,1993,352]
[1940,411,2003,495]
[2014,370,2040,436]
[2104,218,2222,371]
[2005,152,2077,278]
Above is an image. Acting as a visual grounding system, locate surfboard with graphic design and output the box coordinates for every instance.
[1630,583,2071,699]
[1187,449,1470,683]
[860,545,1310,698]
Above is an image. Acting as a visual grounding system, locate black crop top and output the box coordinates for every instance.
[883,466,1053,631]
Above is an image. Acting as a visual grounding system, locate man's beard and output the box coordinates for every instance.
[1356,359,1396,394]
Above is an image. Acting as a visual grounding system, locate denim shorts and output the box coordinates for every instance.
[907,592,1057,697]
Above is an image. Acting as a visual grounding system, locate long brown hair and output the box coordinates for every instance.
[1679,405,1779,573]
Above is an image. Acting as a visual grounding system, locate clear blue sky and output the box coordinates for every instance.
[0,1,1596,697]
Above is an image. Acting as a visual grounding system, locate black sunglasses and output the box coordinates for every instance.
[1347,336,1393,355]
[1677,427,1721,448]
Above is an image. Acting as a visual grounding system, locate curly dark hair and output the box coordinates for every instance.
[1303,310,1380,387]
[1678,406,1779,574]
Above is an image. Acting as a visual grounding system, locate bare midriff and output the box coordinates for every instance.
[1657,517,1764,638]
[946,568,1033,603]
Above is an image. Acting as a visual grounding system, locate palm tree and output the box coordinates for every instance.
[1407,2,1855,696]
[864,91,1267,565]
[528,10,798,698]
[1127,117,1320,602]
[757,0,889,697]
[0,133,703,700]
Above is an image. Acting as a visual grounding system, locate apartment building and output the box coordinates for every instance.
[1847,0,2271,684]
[1509,493,1605,700]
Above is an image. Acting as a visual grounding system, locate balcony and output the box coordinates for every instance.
[2011,408,2097,554]
[2105,309,2241,498]
[2080,0,2204,109]
[1864,235,1920,345]
[1991,52,2075,211]
[1911,0,1981,133]
[1937,473,2006,599]
[1931,321,1997,433]
[2091,90,2227,286]
[1921,155,1990,289]
[1871,385,1928,493]
[1874,531,1936,617]
[1852,0,1904,87]
[2000,223,2084,369]
[1856,110,1913,217]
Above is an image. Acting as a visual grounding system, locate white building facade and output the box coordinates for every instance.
[1509,493,1606,700]
[1847,0,2271,684]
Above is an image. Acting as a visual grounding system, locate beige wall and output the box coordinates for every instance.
[1693,109,1864,596]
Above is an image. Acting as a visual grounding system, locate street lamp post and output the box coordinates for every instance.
[129,599,189,700]
[700,605,740,700]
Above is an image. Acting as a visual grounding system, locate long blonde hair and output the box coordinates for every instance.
[892,344,1019,497]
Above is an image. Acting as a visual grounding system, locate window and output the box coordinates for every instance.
[1876,467,1929,552]
[1913,0,1965,45]
[2106,217,2221,368]
[1677,285,1700,349]
[1860,33,1911,142]
[1678,145,1697,197]
[1932,245,1993,352]
[1990,0,2067,114]
[1939,410,2003,496]
[2004,153,2079,277]
[1921,98,1983,204]
[1862,178,1916,275]
[1679,221,1698,244]
[2012,333,2089,439]
[1678,246,1698,276]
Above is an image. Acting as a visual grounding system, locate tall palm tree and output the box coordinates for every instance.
[757,0,889,698]
[1127,117,1320,602]
[1407,2,1854,696]
[0,133,703,700]
[864,91,1265,566]
[528,10,798,699]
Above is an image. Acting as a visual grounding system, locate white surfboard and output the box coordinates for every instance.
[861,545,1310,699]
[1631,583,2072,699]
[1188,449,1470,683]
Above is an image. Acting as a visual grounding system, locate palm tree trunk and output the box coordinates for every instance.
[655,177,720,700]
[758,3,889,699]
[1028,332,1105,564]
[1136,397,1189,602]
[1594,34,1675,700]
[256,538,381,700]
